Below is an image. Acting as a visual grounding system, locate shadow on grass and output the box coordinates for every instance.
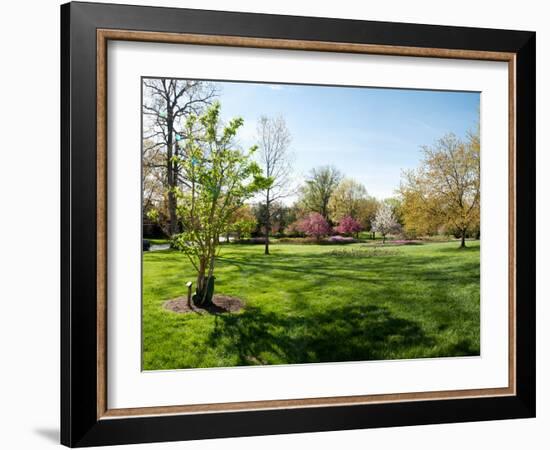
[435,245,479,253]
[208,303,436,365]
[218,252,479,284]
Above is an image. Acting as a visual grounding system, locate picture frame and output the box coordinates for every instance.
[60,1,536,447]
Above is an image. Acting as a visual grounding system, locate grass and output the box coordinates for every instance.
[142,240,480,370]
[146,238,170,245]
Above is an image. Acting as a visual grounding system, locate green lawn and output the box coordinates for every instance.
[142,241,480,370]
[146,238,170,245]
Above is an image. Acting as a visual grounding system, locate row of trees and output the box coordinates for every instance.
[255,127,481,249]
[255,172,400,244]
[217,189,400,245]
[253,117,392,252]
[142,79,480,303]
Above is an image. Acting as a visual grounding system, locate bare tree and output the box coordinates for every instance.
[142,78,217,236]
[256,116,294,255]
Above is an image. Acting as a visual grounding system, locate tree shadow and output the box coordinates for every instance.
[218,252,479,284]
[209,248,480,364]
[208,303,436,365]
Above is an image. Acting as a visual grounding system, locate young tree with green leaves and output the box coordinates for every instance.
[172,102,271,305]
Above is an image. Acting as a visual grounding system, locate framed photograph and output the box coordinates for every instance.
[61,2,536,447]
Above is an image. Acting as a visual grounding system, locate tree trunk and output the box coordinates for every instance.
[194,260,215,306]
[382,234,386,244]
[195,262,205,305]
[166,114,178,236]
[167,189,178,236]
[460,230,467,248]
[264,196,270,255]
[264,227,270,254]
[195,275,215,306]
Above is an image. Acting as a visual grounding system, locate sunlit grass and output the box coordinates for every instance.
[142,241,480,370]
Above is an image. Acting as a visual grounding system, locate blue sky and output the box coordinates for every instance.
[215,80,479,201]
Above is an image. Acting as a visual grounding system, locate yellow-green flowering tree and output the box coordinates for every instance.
[172,102,271,305]
[399,132,480,247]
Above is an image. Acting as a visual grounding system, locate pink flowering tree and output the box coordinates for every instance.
[297,212,332,242]
[334,216,363,238]
[284,220,304,237]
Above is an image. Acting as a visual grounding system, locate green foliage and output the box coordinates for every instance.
[171,102,271,303]
[329,178,368,222]
[253,202,296,236]
[229,205,257,239]
[298,165,342,222]
[146,209,160,223]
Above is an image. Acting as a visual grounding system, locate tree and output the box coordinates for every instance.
[299,166,342,222]
[284,220,305,237]
[252,201,295,237]
[328,178,368,222]
[334,216,363,237]
[171,103,271,305]
[256,116,294,255]
[355,196,380,239]
[372,203,401,243]
[228,205,257,241]
[399,188,443,237]
[269,203,296,236]
[296,212,332,241]
[383,197,404,226]
[142,79,217,236]
[399,132,480,247]
[143,139,170,236]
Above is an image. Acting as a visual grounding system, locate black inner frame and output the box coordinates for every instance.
[61,2,536,447]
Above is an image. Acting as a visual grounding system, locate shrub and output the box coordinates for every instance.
[284,221,305,237]
[388,239,421,245]
[295,213,332,241]
[277,237,317,244]
[334,216,362,236]
[235,237,267,245]
[324,235,357,244]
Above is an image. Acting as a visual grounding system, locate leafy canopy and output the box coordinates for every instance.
[171,102,271,295]
[399,132,480,242]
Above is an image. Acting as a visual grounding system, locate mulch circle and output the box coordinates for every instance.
[163,294,245,315]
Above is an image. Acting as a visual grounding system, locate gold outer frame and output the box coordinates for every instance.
[96,29,516,420]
